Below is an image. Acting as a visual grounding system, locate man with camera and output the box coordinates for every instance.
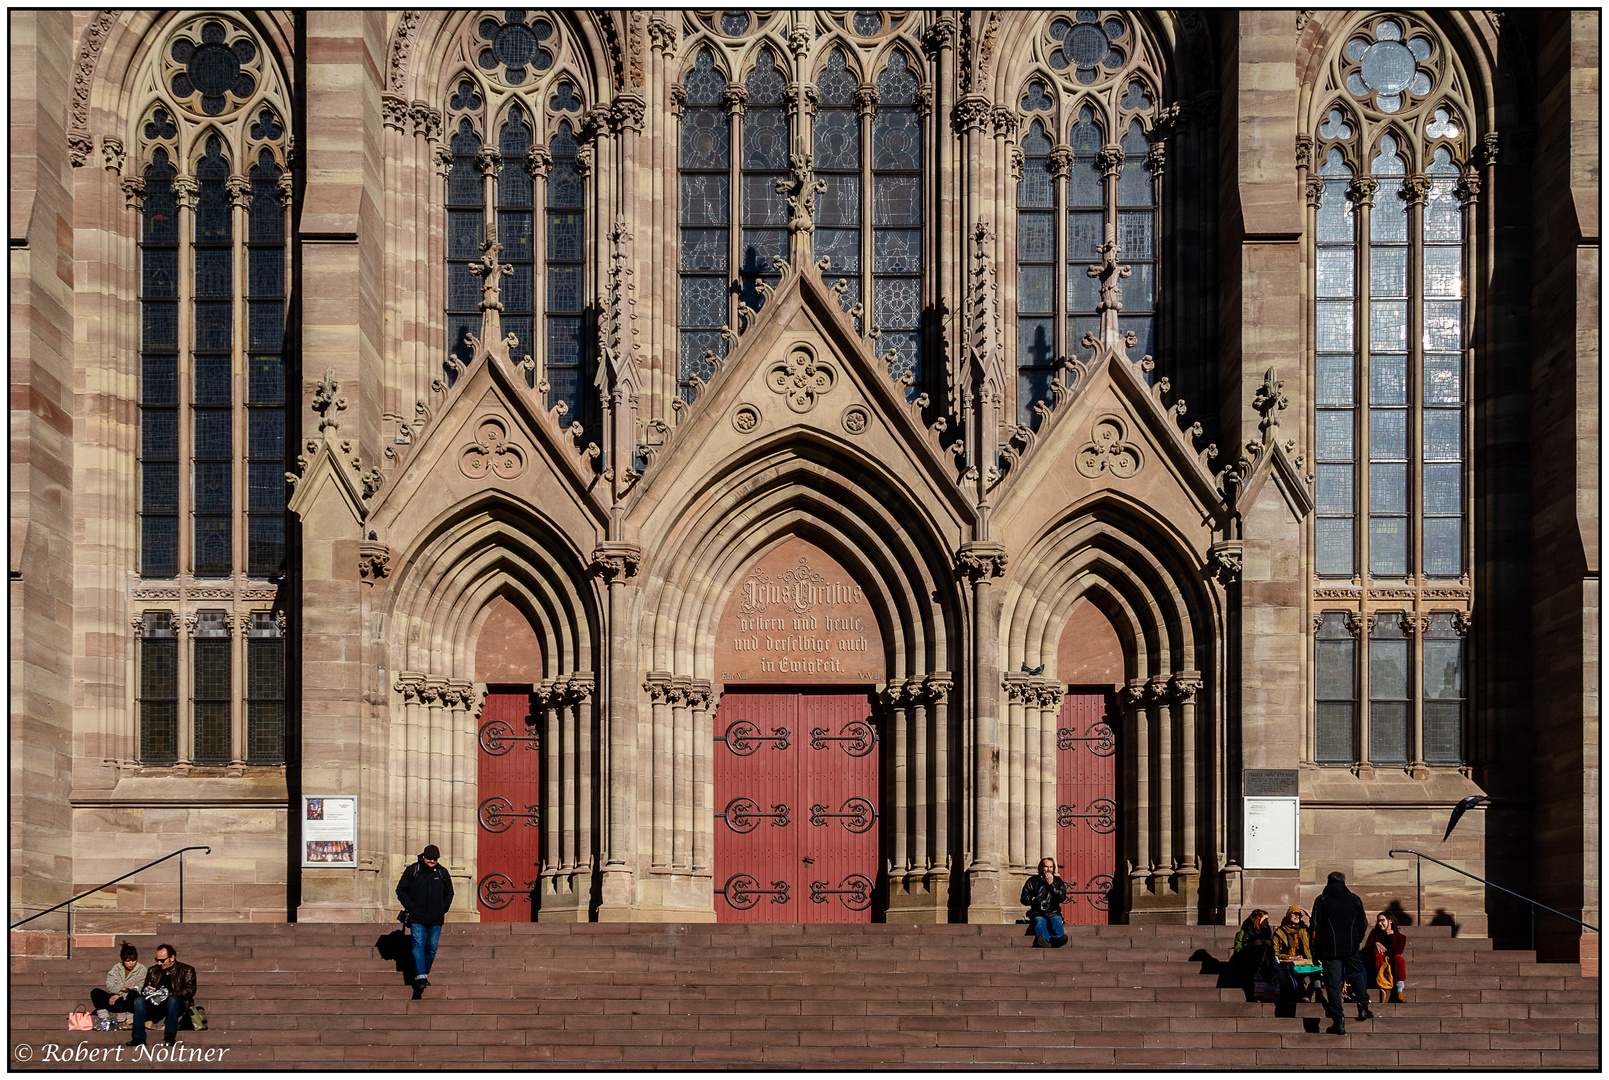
[397,843,455,999]
[129,943,196,1047]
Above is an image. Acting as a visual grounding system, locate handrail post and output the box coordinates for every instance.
[1416,858,1421,930]
[179,852,184,924]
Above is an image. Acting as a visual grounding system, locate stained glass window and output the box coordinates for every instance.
[499,104,535,376]
[141,149,180,578]
[1422,613,1463,763]
[1314,149,1357,577]
[546,121,584,417]
[193,136,233,577]
[139,612,179,765]
[247,149,286,579]
[247,611,285,764]
[678,48,731,397]
[1115,119,1154,361]
[739,47,789,314]
[1422,147,1463,578]
[193,610,232,766]
[1368,613,1409,764]
[814,49,861,328]
[1368,136,1409,579]
[1017,120,1055,424]
[871,51,922,392]
[1065,108,1104,370]
[445,118,484,376]
[1314,612,1357,764]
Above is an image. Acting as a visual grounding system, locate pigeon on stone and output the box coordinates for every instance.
[1021,662,1045,676]
[1441,795,1489,842]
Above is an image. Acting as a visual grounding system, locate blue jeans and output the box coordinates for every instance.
[411,922,442,981]
[1321,954,1368,1021]
[130,993,181,1044]
[1031,914,1065,940]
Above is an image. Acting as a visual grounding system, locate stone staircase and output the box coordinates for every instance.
[8,923,1597,1069]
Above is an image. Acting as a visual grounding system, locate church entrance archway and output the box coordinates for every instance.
[713,690,881,923]
[1055,688,1120,924]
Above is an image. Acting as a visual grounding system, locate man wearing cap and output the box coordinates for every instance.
[396,844,454,999]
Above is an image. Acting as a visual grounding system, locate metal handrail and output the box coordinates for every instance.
[9,846,212,955]
[1389,848,1599,950]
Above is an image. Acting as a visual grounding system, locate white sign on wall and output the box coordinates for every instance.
[1243,796,1300,870]
[301,796,357,867]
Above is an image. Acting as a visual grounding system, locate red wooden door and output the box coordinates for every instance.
[713,690,879,923]
[1055,689,1118,924]
[476,688,543,921]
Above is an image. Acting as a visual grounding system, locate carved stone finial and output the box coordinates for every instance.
[775,154,827,259]
[467,232,515,314]
[312,369,348,433]
[1252,366,1289,444]
[1087,239,1132,318]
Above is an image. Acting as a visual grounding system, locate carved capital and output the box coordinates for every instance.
[613,94,646,134]
[1002,675,1030,705]
[575,144,594,179]
[589,543,643,582]
[1207,541,1243,586]
[121,176,147,211]
[1347,175,1378,209]
[1119,681,1148,708]
[648,17,677,55]
[433,144,453,178]
[952,95,991,135]
[1008,145,1024,182]
[1401,612,1430,635]
[1476,131,1500,168]
[1169,672,1203,704]
[525,142,552,180]
[1047,146,1075,180]
[358,541,392,581]
[100,136,125,174]
[854,83,880,120]
[1456,168,1481,207]
[913,83,934,120]
[1452,610,1473,636]
[922,18,957,58]
[955,542,1008,582]
[643,673,672,703]
[68,132,93,168]
[990,106,1017,140]
[394,672,428,702]
[924,673,953,703]
[179,613,199,640]
[668,84,687,119]
[382,94,410,131]
[1096,143,1124,180]
[1295,134,1313,171]
[1344,611,1372,638]
[410,101,442,141]
[1304,176,1327,209]
[172,176,199,210]
[225,174,252,212]
[477,145,503,178]
[1401,174,1431,206]
[722,83,749,119]
[1145,142,1166,178]
[787,23,813,58]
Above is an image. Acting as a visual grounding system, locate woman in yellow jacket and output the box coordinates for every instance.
[1273,905,1323,1002]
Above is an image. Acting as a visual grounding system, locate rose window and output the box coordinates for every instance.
[1343,19,1434,114]
[476,12,555,87]
[1047,12,1129,85]
[168,20,259,116]
[699,11,770,37]
[838,10,904,37]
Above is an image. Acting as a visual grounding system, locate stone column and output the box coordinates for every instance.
[959,543,1008,920]
[571,674,595,873]
[689,681,715,875]
[538,679,560,873]
[642,673,671,869]
[670,676,692,869]
[392,673,427,862]
[1149,674,1174,880]
[423,676,451,846]
[1122,680,1149,902]
[927,672,953,872]
[886,681,909,871]
[1002,674,1029,871]
[1039,683,1065,863]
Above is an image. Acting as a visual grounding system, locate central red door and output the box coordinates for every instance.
[1055,689,1119,924]
[476,687,543,921]
[713,690,880,923]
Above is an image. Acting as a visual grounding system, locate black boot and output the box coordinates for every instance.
[1326,1020,1346,1036]
[1031,935,1049,948]
[1050,935,1068,948]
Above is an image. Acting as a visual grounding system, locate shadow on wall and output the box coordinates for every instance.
[1430,908,1461,937]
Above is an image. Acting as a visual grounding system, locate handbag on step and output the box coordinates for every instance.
[68,1005,94,1031]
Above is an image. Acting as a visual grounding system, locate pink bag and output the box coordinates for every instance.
[68,1005,94,1031]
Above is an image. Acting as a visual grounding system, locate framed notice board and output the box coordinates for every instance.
[1243,796,1300,870]
[301,796,357,867]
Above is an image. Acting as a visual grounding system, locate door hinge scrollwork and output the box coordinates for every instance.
[479,719,541,756]
[808,797,878,833]
[717,796,791,833]
[1057,721,1116,756]
[1056,798,1118,833]
[477,872,537,910]
[715,873,790,909]
[716,718,791,755]
[809,873,875,910]
[478,796,541,833]
[808,719,878,756]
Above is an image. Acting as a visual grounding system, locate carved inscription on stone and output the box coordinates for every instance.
[715,537,885,685]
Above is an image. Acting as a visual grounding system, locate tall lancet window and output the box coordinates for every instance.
[676,47,731,398]
[445,106,485,377]
[813,48,861,327]
[1011,18,1160,424]
[870,50,923,388]
[545,120,584,417]
[497,104,535,375]
[739,46,790,312]
[133,14,289,768]
[1308,14,1474,770]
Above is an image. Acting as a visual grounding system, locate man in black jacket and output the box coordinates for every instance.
[1309,870,1373,1034]
[1020,857,1071,948]
[397,844,454,999]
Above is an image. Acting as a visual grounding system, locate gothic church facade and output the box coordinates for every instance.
[10,10,1598,956]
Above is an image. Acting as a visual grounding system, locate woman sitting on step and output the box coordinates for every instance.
[1272,906,1324,1002]
[1228,909,1279,1001]
[90,942,146,1030]
[1364,911,1408,1002]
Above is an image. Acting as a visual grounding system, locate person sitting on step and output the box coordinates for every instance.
[1364,910,1408,1003]
[90,941,146,1029]
[130,943,196,1047]
[1228,909,1278,1001]
[1272,905,1323,1003]
[1020,856,1070,948]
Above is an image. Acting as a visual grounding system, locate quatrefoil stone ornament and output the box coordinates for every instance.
[459,416,527,480]
[767,347,838,414]
[1075,417,1142,479]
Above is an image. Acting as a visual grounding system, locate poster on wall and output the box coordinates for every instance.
[301,796,357,867]
[1242,796,1300,870]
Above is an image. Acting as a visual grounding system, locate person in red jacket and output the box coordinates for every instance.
[1364,911,1408,1003]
